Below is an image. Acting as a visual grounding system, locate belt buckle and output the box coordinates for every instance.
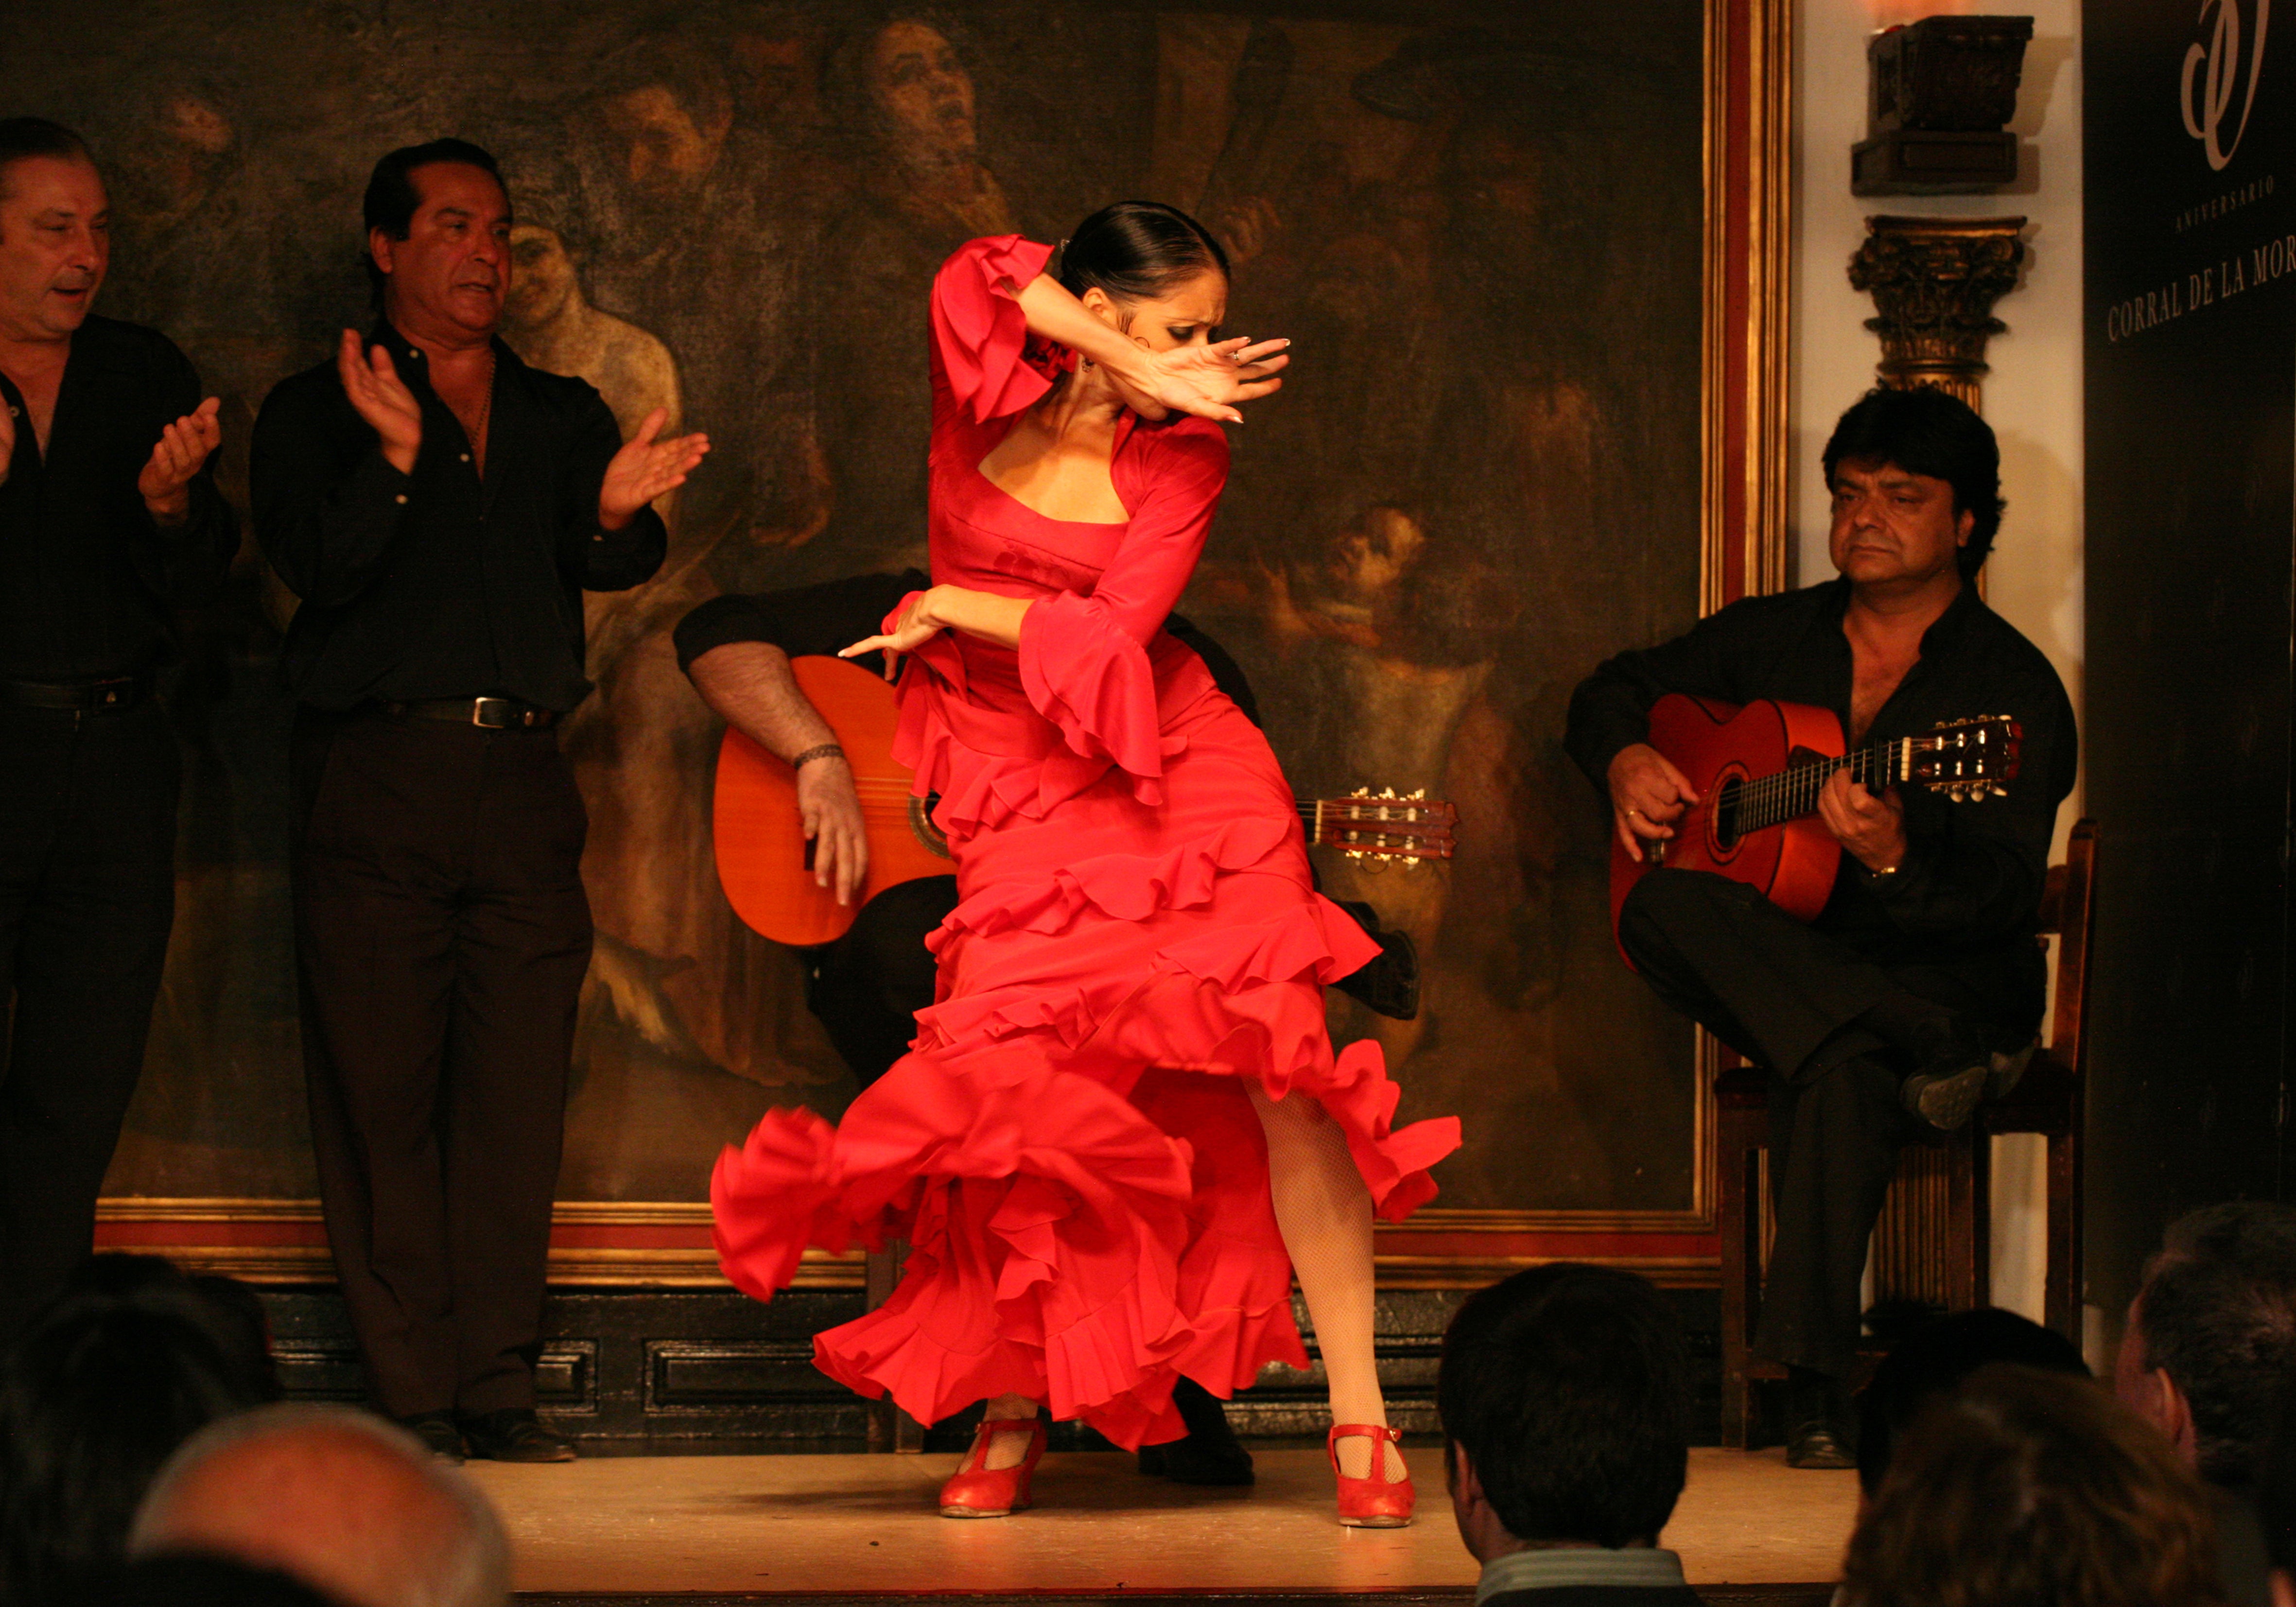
[471,696,512,729]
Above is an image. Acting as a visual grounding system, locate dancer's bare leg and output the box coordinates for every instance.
[981,1392,1040,1469]
[1248,1084,1407,1481]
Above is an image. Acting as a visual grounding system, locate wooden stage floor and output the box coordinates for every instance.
[469,1447,1856,1606]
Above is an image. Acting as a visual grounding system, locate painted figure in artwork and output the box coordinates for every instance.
[711,205,1461,1525]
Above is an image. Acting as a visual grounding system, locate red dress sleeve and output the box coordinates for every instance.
[929,235,1061,431]
[1019,422,1230,785]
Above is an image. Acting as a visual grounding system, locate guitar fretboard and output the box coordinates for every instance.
[1726,741,1909,836]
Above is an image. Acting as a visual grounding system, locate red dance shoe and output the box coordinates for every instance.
[1327,1423,1414,1528]
[939,1416,1047,1518]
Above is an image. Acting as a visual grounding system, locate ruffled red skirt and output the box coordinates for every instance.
[711,683,1459,1449]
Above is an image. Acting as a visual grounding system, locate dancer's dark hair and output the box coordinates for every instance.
[1056,201,1229,305]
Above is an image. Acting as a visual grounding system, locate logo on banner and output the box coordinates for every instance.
[2184,0,2271,170]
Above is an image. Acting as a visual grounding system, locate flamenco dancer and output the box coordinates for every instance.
[711,204,1460,1525]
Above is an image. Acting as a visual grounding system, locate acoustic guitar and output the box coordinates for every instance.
[1608,693,2021,953]
[714,655,1461,948]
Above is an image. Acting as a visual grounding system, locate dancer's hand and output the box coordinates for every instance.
[838,591,945,683]
[797,754,869,904]
[1606,743,1700,862]
[602,407,709,529]
[1117,336,1290,424]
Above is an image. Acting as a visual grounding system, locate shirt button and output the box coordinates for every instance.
[394,494,408,505]
[459,452,470,463]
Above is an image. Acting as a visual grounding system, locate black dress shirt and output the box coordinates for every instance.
[1566,578,2078,982]
[251,324,665,712]
[672,569,1265,730]
[0,316,236,681]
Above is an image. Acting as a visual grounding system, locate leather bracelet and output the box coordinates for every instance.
[791,743,846,770]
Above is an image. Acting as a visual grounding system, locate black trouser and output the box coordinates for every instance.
[1618,867,2028,1379]
[291,708,591,1417]
[0,702,179,1339]
[809,877,960,1090]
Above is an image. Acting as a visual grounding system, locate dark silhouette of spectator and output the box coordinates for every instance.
[0,1258,276,1601]
[2252,1378,2296,1607]
[1438,1264,1701,1605]
[46,1553,339,1607]
[1857,1306,2088,1498]
[1841,1364,2230,1607]
[2118,1204,2296,1607]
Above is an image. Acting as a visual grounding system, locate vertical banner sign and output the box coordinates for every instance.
[2085,0,2293,1304]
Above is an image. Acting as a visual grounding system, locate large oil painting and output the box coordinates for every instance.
[0,0,1784,1278]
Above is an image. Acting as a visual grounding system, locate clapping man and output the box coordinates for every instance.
[0,117,234,1340]
[251,139,705,1463]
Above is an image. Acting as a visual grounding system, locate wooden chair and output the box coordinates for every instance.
[1716,818,2097,1447]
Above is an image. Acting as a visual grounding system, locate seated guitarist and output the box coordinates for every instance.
[1565,388,2077,1469]
[671,570,1419,1482]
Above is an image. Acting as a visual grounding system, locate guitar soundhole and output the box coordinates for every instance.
[909,795,952,860]
[1713,777,1743,852]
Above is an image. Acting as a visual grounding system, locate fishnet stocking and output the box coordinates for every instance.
[1250,1083,1408,1481]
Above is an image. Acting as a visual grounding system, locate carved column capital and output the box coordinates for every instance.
[1847,214,2027,409]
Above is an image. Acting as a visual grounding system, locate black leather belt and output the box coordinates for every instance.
[0,673,154,713]
[378,696,561,730]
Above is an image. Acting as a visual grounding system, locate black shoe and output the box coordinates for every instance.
[1138,1377,1254,1486]
[1785,1418,1855,1469]
[457,1407,576,1463]
[1988,1036,2038,1100]
[1899,1020,1994,1132]
[1331,902,1421,1021]
[397,1412,466,1464]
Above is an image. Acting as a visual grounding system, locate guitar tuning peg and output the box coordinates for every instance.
[1408,788,1426,799]
[1379,787,1396,799]
[1403,855,1421,867]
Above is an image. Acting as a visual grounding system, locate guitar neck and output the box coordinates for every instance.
[1732,740,1908,835]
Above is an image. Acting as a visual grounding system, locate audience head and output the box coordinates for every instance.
[1822,386,2004,580]
[1858,1306,2089,1497]
[1437,1263,1690,1559]
[0,1259,276,1602]
[1841,1364,2228,1607]
[2119,1201,2296,1489]
[360,138,508,328]
[131,1404,511,1607]
[0,116,106,342]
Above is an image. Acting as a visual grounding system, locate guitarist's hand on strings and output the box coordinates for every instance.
[1606,743,1700,863]
[1818,769,1907,875]
[798,753,870,907]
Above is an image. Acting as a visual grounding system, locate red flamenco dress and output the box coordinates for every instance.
[711,236,1461,1450]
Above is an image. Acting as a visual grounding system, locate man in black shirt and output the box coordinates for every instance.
[1566,389,2076,1467]
[0,118,235,1339]
[252,139,705,1463]
[676,572,1417,1483]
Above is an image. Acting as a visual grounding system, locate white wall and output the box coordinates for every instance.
[1792,0,2086,1320]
